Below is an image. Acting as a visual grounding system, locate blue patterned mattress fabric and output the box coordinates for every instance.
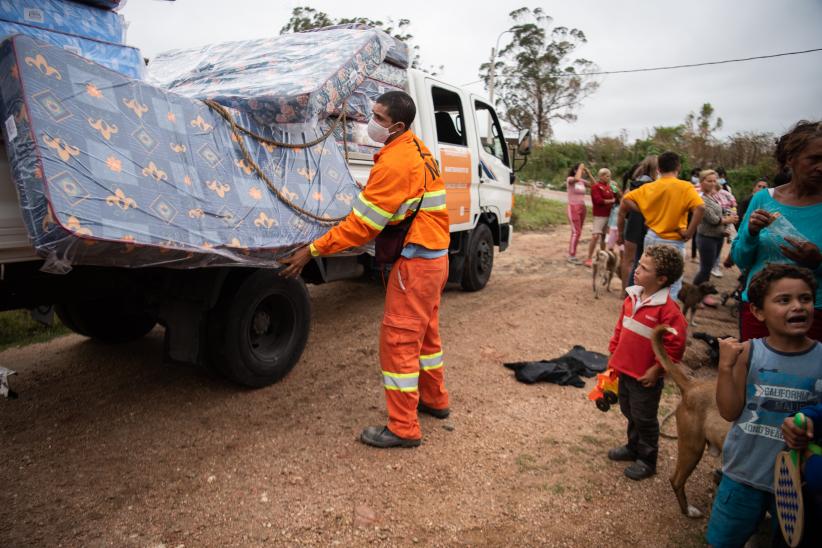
[0,20,143,79]
[0,0,127,44]
[0,35,359,270]
[146,27,395,126]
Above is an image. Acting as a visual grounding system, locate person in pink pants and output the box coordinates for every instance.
[566,162,590,263]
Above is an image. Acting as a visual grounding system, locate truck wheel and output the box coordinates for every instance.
[55,300,156,343]
[604,391,618,405]
[208,270,310,388]
[461,223,494,292]
[596,398,610,412]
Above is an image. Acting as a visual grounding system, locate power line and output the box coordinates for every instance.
[461,47,822,86]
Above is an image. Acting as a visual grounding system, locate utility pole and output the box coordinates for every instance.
[486,31,510,150]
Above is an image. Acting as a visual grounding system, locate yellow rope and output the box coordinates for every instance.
[203,99,351,224]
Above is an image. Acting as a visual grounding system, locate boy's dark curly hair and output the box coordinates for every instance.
[644,244,684,288]
[748,263,817,309]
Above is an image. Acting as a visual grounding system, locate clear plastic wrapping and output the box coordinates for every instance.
[759,212,813,263]
[146,27,395,126]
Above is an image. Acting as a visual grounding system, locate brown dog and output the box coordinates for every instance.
[592,249,621,299]
[652,325,730,518]
[677,281,719,326]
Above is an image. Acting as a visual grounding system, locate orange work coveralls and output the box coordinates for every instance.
[310,130,450,440]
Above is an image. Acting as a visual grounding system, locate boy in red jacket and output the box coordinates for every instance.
[607,244,688,480]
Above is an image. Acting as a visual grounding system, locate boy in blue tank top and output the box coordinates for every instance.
[707,264,822,548]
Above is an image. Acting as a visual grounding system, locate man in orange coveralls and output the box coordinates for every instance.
[280,91,450,448]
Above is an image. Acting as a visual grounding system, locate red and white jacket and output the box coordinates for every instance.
[608,285,688,379]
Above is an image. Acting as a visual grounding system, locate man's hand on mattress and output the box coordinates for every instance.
[279,245,312,278]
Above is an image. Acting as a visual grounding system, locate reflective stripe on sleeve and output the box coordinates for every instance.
[622,316,653,339]
[353,193,392,230]
[383,370,419,392]
[419,351,443,371]
[420,189,447,212]
[389,196,422,222]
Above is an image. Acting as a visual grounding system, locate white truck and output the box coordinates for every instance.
[0,66,530,388]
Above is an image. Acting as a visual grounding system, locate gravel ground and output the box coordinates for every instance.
[0,226,746,547]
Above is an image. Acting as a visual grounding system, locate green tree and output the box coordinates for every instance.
[479,7,599,142]
[279,6,442,74]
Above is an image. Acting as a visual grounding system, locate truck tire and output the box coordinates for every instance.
[55,300,156,343]
[208,270,310,388]
[461,223,494,292]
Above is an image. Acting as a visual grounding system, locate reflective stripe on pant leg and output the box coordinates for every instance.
[382,370,419,392]
[417,256,449,411]
[420,351,443,371]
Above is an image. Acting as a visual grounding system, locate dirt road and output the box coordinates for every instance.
[0,227,742,547]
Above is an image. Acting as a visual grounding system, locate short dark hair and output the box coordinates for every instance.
[748,263,817,309]
[376,91,416,129]
[716,167,727,177]
[657,152,681,174]
[644,244,684,288]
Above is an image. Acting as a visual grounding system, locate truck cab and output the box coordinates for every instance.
[342,69,517,291]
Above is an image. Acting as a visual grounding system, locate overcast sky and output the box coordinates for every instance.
[122,0,821,142]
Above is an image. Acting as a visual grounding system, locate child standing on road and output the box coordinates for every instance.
[606,245,688,480]
[707,264,822,547]
[585,168,616,266]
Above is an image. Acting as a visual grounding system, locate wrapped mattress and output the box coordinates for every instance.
[147,27,395,126]
[0,35,359,270]
[0,20,142,79]
[305,24,410,69]
[329,62,407,122]
[0,0,127,44]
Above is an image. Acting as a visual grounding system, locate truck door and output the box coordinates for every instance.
[472,99,513,225]
[428,83,476,233]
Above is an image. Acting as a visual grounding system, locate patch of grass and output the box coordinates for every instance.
[515,453,541,472]
[511,194,570,231]
[540,482,566,495]
[0,310,70,352]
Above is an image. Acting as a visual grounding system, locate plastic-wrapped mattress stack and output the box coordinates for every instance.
[0,29,391,270]
[0,0,143,79]
[312,24,410,156]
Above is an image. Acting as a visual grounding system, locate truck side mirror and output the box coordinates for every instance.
[517,128,532,157]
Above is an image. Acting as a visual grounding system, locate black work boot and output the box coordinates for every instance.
[624,460,655,481]
[418,402,450,419]
[607,446,636,462]
[359,426,421,448]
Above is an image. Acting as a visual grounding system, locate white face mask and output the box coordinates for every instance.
[367,117,399,144]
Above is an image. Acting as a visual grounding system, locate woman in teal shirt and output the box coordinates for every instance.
[732,120,822,341]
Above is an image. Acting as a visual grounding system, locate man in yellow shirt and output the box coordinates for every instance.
[617,151,704,296]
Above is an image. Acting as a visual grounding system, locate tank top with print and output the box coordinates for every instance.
[722,338,822,492]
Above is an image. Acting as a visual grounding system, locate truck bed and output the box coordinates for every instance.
[0,144,37,264]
